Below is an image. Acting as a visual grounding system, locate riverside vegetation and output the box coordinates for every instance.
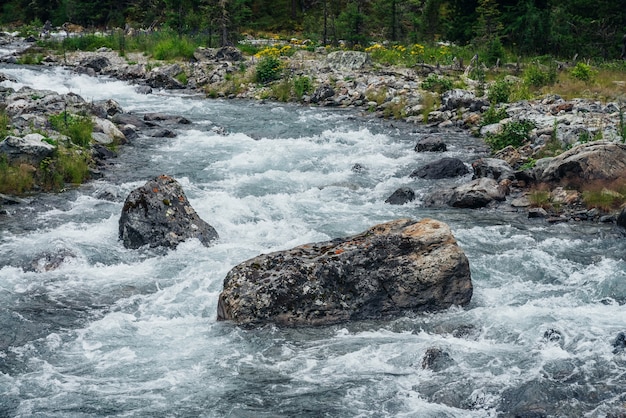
[2,24,626,221]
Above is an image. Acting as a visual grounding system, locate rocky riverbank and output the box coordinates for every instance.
[3,31,626,225]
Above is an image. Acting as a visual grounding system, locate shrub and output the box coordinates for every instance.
[294,76,312,98]
[483,38,506,67]
[49,112,94,147]
[0,110,9,139]
[0,155,35,195]
[421,74,453,93]
[523,62,557,88]
[255,56,283,84]
[570,62,595,82]
[481,105,508,126]
[488,79,511,104]
[528,186,552,209]
[484,119,535,152]
[153,36,196,60]
[270,78,293,102]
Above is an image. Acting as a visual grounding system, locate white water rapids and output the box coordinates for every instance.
[1,64,626,417]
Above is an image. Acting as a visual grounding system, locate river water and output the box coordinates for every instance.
[1,64,626,417]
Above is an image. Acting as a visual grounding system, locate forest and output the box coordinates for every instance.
[1,0,626,60]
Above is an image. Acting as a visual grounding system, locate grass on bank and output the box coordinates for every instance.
[0,148,91,195]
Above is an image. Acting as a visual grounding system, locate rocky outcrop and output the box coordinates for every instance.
[119,175,219,249]
[410,157,469,179]
[326,50,371,71]
[217,218,472,326]
[535,141,626,184]
[0,134,55,165]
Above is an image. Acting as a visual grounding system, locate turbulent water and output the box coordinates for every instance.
[1,64,626,417]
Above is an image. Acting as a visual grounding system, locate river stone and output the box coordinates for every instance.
[119,175,219,249]
[472,157,515,181]
[415,136,447,152]
[447,177,507,208]
[0,134,55,165]
[410,157,469,179]
[385,187,415,205]
[78,55,110,72]
[537,141,626,184]
[217,218,472,326]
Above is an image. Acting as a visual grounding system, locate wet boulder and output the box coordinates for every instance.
[448,177,508,208]
[415,136,447,152]
[78,55,110,73]
[385,187,415,205]
[119,175,219,249]
[217,218,472,327]
[0,134,55,165]
[410,157,469,179]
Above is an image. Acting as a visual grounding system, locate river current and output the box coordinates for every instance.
[1,64,625,417]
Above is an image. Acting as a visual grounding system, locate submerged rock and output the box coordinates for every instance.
[119,175,219,249]
[217,218,472,326]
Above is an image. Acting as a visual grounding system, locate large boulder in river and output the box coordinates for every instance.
[217,218,472,326]
[410,157,469,179]
[119,175,219,249]
[536,141,626,184]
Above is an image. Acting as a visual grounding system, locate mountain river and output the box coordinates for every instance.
[1,62,625,417]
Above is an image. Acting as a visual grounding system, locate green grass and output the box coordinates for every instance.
[49,112,94,147]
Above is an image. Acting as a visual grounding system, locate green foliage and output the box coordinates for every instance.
[0,154,35,195]
[293,76,312,98]
[255,56,283,84]
[484,119,535,152]
[153,35,196,60]
[49,112,94,148]
[0,110,10,140]
[523,62,557,88]
[487,79,511,104]
[528,187,552,209]
[481,105,508,126]
[270,78,293,102]
[483,37,506,67]
[421,74,453,94]
[570,62,595,82]
[17,53,44,65]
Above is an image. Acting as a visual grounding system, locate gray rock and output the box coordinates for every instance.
[310,84,335,104]
[441,89,479,111]
[410,157,469,179]
[421,347,454,371]
[145,71,185,90]
[217,218,472,326]
[385,187,415,205]
[0,134,55,165]
[538,141,626,184]
[78,55,111,72]
[472,157,515,181]
[119,175,219,249]
[415,136,447,152]
[327,50,371,71]
[144,113,191,124]
[447,177,507,208]
[194,46,243,62]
